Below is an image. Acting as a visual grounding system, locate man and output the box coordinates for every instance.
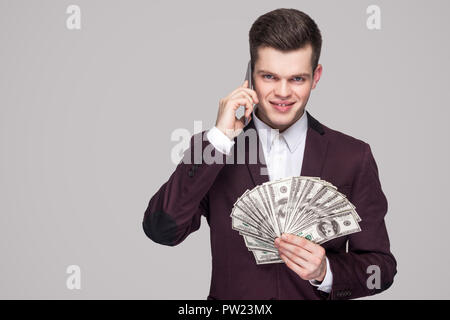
[143,8,397,300]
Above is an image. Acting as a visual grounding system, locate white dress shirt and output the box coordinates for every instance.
[206,108,333,293]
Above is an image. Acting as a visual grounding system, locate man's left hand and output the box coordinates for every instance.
[274,233,327,282]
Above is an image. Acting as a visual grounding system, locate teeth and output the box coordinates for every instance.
[272,102,294,107]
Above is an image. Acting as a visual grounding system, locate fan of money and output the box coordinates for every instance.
[230,176,362,265]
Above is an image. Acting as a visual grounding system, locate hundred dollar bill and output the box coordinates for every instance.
[252,249,284,265]
[231,176,362,265]
[285,177,308,233]
[256,185,281,237]
[285,179,317,231]
[233,189,249,206]
[320,198,360,221]
[288,178,340,230]
[240,192,277,238]
[287,187,351,231]
[232,217,274,242]
[292,197,361,231]
[265,178,294,234]
[243,235,278,252]
[290,211,362,244]
[231,203,270,236]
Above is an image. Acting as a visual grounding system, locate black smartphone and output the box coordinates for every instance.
[245,59,253,90]
[244,59,256,125]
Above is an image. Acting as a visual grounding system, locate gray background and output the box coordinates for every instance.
[0,0,449,299]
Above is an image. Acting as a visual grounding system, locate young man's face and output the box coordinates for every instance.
[252,45,322,132]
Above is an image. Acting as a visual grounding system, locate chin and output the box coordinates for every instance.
[262,106,303,128]
[267,114,296,126]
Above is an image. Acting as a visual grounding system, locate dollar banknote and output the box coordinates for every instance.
[230,176,362,264]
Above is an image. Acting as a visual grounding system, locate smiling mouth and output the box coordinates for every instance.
[270,101,295,107]
[270,101,296,113]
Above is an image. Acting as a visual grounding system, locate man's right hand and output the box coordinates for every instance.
[215,80,259,140]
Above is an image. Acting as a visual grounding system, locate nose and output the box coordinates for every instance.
[274,79,291,98]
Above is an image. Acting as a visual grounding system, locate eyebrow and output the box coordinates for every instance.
[256,70,311,78]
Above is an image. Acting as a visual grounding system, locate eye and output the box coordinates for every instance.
[263,74,274,80]
[293,77,304,82]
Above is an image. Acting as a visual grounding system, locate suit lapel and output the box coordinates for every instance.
[300,111,329,177]
[243,119,269,187]
[243,110,329,187]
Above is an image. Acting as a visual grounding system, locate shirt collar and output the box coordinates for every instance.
[252,107,309,153]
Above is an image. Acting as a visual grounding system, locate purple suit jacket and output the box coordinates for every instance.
[142,111,397,300]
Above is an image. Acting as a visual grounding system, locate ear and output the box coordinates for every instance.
[311,64,323,89]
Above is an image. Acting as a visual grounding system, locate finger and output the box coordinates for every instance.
[230,90,254,106]
[227,82,258,103]
[232,87,259,104]
[278,240,314,262]
[225,83,248,101]
[231,97,253,119]
[279,253,309,279]
[236,92,254,118]
[244,99,254,119]
[278,248,312,271]
[231,97,252,111]
[281,233,317,253]
[240,88,259,104]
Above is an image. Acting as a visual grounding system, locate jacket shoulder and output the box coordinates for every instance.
[321,123,369,152]
[317,122,374,189]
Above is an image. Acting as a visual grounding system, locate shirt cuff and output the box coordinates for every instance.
[309,256,333,293]
[206,126,235,156]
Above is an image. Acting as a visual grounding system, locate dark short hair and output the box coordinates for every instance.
[249,8,322,75]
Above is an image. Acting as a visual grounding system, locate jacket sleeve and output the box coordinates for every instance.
[323,143,397,300]
[142,130,227,246]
